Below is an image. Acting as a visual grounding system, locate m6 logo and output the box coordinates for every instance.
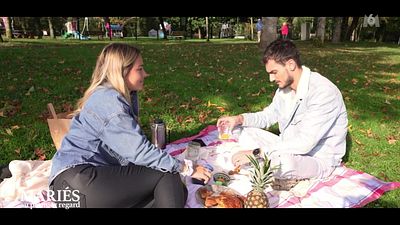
[363,14,380,27]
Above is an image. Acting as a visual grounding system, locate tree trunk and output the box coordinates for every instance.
[250,17,254,40]
[345,17,359,41]
[287,17,294,38]
[158,17,167,40]
[312,17,318,33]
[341,17,349,41]
[206,17,209,41]
[34,17,43,39]
[332,17,342,43]
[135,17,139,40]
[17,17,28,34]
[48,17,55,39]
[355,20,363,42]
[5,17,13,39]
[316,17,326,43]
[259,17,278,52]
[180,17,186,31]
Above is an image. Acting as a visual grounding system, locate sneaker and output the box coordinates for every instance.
[271,178,306,191]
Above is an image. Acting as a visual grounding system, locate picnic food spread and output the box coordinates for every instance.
[196,185,244,208]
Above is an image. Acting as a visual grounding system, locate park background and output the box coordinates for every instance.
[0,17,399,207]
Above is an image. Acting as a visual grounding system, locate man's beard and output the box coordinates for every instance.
[278,73,294,90]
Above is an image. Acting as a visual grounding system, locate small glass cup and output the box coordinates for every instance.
[218,123,232,140]
[185,141,201,161]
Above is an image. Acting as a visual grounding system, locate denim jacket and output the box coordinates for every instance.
[49,84,182,184]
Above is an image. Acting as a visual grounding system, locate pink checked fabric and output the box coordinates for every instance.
[165,125,400,208]
[1,125,398,208]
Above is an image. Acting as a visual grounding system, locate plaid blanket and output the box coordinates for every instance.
[166,125,400,208]
[1,125,398,208]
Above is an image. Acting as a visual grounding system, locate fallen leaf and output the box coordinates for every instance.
[11,125,20,130]
[347,124,352,131]
[15,148,21,156]
[382,86,391,94]
[207,100,217,108]
[198,111,208,123]
[5,128,13,136]
[260,87,266,93]
[355,139,363,145]
[176,115,183,124]
[387,136,397,145]
[34,148,46,160]
[184,116,194,123]
[0,110,5,117]
[216,106,225,112]
[351,78,358,85]
[191,97,202,104]
[25,86,35,96]
[42,87,49,93]
[367,128,373,138]
[379,172,390,181]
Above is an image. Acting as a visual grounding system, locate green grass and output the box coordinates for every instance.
[1,38,399,207]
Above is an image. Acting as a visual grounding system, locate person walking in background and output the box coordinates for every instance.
[256,18,263,43]
[281,22,289,39]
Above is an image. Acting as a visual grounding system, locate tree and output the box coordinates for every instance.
[332,17,342,43]
[316,17,326,43]
[34,17,43,39]
[48,17,55,39]
[260,17,278,52]
[206,17,209,41]
[345,17,360,41]
[5,17,13,39]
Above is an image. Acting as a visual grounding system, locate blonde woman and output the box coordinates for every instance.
[49,43,211,208]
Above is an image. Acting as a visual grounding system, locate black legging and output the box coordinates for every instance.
[51,164,188,208]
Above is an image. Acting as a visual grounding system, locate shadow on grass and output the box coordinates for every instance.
[343,132,353,163]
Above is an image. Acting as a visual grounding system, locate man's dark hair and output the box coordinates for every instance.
[262,39,301,67]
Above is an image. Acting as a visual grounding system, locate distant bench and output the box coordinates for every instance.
[88,31,105,40]
[169,31,186,40]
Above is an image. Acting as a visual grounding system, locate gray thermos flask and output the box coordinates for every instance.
[151,119,166,149]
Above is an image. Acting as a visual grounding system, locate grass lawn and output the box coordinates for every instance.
[0,38,399,207]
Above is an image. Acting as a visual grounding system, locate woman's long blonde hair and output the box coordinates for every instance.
[74,43,141,115]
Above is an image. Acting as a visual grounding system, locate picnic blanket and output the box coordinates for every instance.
[0,125,399,208]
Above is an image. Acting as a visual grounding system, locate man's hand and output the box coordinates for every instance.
[217,115,243,130]
[191,165,212,184]
[231,150,254,167]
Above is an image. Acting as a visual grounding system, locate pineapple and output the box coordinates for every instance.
[244,154,273,208]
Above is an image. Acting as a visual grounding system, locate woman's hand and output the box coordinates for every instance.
[231,150,254,167]
[191,165,212,184]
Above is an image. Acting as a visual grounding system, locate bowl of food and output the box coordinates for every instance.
[213,172,231,186]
